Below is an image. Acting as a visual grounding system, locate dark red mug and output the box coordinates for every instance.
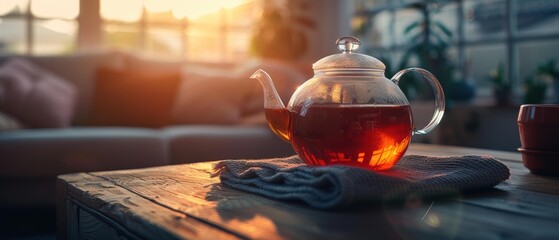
[517,104,559,176]
[517,104,559,150]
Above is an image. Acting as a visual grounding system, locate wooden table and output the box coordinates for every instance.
[57,144,559,240]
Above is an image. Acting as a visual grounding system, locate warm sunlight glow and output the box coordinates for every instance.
[31,0,79,19]
[41,19,75,35]
[0,0,27,16]
[228,214,279,238]
[144,0,172,13]
[101,0,250,21]
[101,0,143,22]
[171,0,248,19]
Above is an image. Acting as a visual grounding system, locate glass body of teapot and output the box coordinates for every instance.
[252,37,445,171]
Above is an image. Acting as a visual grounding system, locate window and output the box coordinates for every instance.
[0,0,254,62]
[99,0,255,62]
[0,0,79,55]
[353,0,559,101]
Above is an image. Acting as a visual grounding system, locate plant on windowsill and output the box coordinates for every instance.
[450,58,476,102]
[523,58,559,104]
[536,58,559,103]
[399,2,456,104]
[489,62,512,106]
[378,55,420,100]
[249,4,316,61]
[523,75,547,104]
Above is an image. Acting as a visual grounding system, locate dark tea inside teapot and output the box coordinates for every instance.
[252,36,445,171]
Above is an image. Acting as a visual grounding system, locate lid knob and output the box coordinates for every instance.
[336,36,360,53]
[312,36,385,71]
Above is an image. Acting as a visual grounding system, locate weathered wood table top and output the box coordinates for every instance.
[57,144,559,240]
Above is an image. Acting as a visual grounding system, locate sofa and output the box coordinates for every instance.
[0,51,307,208]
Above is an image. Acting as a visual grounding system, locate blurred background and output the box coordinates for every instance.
[0,0,558,148]
[0,1,558,239]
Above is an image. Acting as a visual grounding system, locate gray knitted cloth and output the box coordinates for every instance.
[213,155,510,209]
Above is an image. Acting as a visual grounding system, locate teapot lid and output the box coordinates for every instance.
[312,36,385,71]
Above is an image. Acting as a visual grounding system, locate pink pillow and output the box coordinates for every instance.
[0,59,77,128]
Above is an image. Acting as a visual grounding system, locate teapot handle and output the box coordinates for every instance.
[391,68,445,135]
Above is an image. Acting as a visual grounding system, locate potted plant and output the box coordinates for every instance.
[523,75,547,104]
[249,3,315,61]
[450,58,476,102]
[378,55,421,100]
[399,2,456,103]
[536,59,559,103]
[489,62,512,106]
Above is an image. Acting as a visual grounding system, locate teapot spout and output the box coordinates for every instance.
[251,69,291,142]
[251,69,285,110]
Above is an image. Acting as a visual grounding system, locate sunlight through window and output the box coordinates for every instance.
[0,0,255,59]
[31,0,79,19]
[144,0,172,13]
[100,0,254,61]
[41,19,76,35]
[171,0,247,20]
[0,0,27,16]
[100,0,143,22]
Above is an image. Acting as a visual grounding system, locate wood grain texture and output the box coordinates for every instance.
[58,144,559,240]
[78,208,122,240]
[59,172,241,240]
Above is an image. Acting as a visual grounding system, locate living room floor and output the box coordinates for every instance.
[1,207,56,240]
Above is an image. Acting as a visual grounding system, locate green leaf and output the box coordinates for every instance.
[404,21,421,35]
[408,32,423,44]
[537,58,559,79]
[432,33,448,48]
[435,21,452,37]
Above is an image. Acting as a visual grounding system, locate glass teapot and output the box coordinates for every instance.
[251,36,445,171]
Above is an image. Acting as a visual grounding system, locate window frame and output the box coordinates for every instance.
[100,1,252,63]
[0,0,79,55]
[0,0,254,63]
[353,0,559,99]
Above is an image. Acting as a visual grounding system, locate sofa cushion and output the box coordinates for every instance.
[124,53,183,73]
[0,127,168,179]
[163,125,295,164]
[90,66,180,128]
[0,58,77,128]
[0,111,24,131]
[14,51,125,126]
[172,60,307,125]
[172,69,254,124]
